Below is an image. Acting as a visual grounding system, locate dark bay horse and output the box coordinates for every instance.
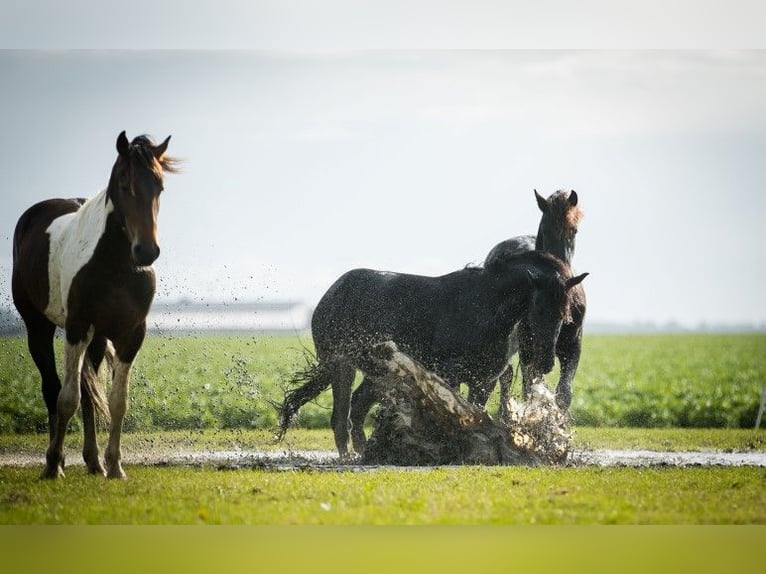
[12,131,178,479]
[278,250,587,457]
[485,189,586,412]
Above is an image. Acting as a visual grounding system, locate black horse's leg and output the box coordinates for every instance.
[498,326,520,423]
[81,336,107,475]
[516,322,539,400]
[554,323,582,411]
[350,376,377,454]
[496,365,514,424]
[467,378,496,409]
[329,361,356,459]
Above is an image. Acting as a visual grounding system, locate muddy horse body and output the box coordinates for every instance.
[279,250,587,456]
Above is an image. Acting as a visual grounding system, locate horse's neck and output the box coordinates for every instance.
[70,189,112,236]
[495,270,533,328]
[535,223,574,264]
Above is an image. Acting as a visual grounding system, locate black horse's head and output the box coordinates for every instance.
[108,131,180,266]
[521,257,588,374]
[534,189,584,263]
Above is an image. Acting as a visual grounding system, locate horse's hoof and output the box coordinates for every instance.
[40,465,65,480]
[86,463,107,476]
[106,467,127,480]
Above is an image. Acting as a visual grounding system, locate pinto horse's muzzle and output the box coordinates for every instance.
[132,242,160,266]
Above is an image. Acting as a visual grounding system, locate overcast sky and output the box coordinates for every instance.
[1,6,765,328]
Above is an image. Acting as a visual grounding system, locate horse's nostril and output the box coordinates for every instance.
[132,243,159,265]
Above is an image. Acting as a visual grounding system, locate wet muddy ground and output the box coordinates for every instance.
[2,448,765,470]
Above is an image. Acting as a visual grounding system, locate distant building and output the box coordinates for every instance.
[147,300,312,333]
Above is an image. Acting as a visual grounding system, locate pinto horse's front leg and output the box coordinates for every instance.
[43,329,93,479]
[105,324,146,480]
[104,360,132,479]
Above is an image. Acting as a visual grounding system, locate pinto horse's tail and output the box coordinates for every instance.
[80,342,113,425]
[275,359,335,442]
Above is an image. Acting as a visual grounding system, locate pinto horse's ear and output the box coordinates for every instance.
[568,190,578,206]
[116,131,130,157]
[534,189,548,213]
[153,135,171,159]
[565,272,589,290]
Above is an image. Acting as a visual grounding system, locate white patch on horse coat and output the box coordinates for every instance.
[44,189,114,327]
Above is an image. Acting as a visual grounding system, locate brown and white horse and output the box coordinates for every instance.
[11,131,178,479]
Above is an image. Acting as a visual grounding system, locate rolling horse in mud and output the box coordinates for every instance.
[485,189,586,414]
[11,131,178,479]
[278,250,587,457]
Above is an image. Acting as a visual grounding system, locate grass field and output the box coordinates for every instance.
[1,463,764,524]
[1,332,764,526]
[1,332,764,433]
[1,429,764,525]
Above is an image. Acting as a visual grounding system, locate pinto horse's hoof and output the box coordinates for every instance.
[106,466,127,480]
[86,463,107,477]
[40,465,65,479]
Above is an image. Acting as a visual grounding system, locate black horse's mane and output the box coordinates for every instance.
[485,249,570,278]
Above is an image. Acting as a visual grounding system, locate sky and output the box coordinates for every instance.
[1,4,765,329]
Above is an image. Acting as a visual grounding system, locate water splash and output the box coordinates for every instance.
[505,383,571,464]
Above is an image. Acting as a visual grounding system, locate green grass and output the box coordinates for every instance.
[1,332,764,433]
[0,463,764,524]
[569,334,766,428]
[1,426,763,525]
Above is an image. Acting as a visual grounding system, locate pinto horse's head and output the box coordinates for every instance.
[108,131,179,266]
[523,261,588,374]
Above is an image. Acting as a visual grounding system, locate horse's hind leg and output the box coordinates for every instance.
[81,336,107,475]
[45,326,94,479]
[19,310,60,444]
[329,361,356,459]
[350,376,377,454]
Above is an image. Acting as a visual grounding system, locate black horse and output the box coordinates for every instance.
[278,250,587,457]
[486,189,586,413]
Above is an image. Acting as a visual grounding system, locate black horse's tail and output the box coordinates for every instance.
[80,342,112,425]
[276,359,334,442]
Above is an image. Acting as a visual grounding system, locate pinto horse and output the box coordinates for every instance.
[12,131,178,479]
[278,250,587,457]
[485,189,586,413]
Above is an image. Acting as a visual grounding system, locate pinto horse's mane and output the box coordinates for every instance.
[128,134,181,176]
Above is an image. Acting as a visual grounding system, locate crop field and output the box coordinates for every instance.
[1,332,764,433]
[0,332,764,528]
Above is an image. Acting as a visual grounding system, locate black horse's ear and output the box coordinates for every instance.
[116,131,130,157]
[153,135,171,159]
[534,189,548,213]
[565,272,589,290]
[568,190,578,206]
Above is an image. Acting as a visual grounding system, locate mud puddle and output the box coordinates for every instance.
[2,449,765,470]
